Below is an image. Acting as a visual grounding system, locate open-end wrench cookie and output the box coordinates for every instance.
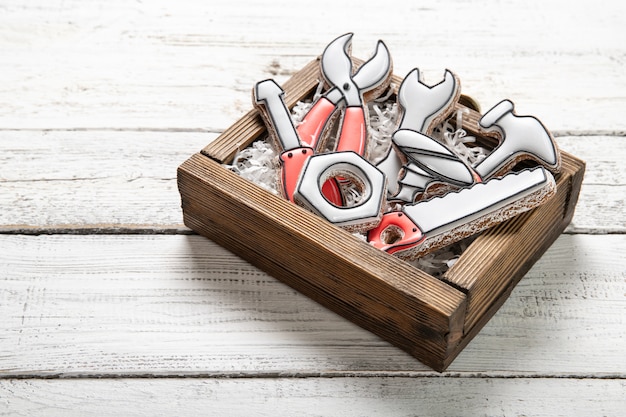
[376,68,474,202]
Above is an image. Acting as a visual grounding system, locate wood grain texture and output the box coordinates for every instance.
[178,153,467,371]
[0,130,212,231]
[202,58,321,163]
[1,0,624,412]
[178,146,583,369]
[0,0,624,132]
[442,152,581,332]
[179,54,584,370]
[0,132,619,232]
[2,378,625,417]
[1,234,624,377]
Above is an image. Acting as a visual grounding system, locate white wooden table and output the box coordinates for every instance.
[1,1,625,415]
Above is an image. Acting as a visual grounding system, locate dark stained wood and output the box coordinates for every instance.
[443,152,585,333]
[178,153,467,371]
[178,59,586,371]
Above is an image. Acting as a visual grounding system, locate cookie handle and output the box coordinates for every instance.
[336,106,367,156]
[279,147,314,202]
[296,97,336,149]
[367,212,425,254]
[279,147,343,206]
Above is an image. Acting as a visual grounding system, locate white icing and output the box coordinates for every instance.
[352,41,392,92]
[405,153,474,185]
[377,68,464,199]
[393,129,456,157]
[294,151,386,229]
[399,163,434,190]
[403,167,552,236]
[397,68,458,133]
[320,33,391,108]
[246,36,560,265]
[394,162,436,201]
[403,163,431,180]
[393,129,475,186]
[254,79,301,151]
[392,183,422,203]
[375,147,403,195]
[476,99,559,178]
[321,33,361,106]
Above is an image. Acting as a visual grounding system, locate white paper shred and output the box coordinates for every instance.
[431,108,488,166]
[227,140,280,195]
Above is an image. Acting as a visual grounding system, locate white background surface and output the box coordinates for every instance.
[1,1,624,415]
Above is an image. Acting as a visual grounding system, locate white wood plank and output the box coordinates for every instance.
[0,130,212,230]
[1,378,624,417]
[1,0,623,411]
[454,233,626,374]
[0,131,620,232]
[0,0,623,131]
[557,136,626,234]
[1,234,624,377]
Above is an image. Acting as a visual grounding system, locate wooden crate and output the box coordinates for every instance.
[177,58,585,371]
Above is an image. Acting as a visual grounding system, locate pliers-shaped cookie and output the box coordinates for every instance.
[256,33,392,206]
[297,32,392,156]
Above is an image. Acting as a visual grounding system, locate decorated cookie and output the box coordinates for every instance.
[254,79,315,203]
[293,151,387,231]
[296,32,392,157]
[368,98,561,257]
[368,166,556,259]
[376,68,467,201]
[247,32,562,259]
[253,33,393,232]
[475,99,561,179]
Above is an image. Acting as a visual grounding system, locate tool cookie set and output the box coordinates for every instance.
[177,33,585,370]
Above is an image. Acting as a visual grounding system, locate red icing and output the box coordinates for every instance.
[279,147,313,202]
[367,211,425,254]
[321,178,344,206]
[336,106,367,155]
[296,97,336,149]
[279,147,342,206]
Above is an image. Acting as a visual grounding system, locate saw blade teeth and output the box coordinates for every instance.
[403,167,554,236]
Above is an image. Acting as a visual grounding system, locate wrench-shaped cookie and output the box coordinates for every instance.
[376,68,473,201]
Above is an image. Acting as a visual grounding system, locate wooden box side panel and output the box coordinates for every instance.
[443,151,586,334]
[560,151,586,225]
[188,56,586,370]
[178,153,467,371]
